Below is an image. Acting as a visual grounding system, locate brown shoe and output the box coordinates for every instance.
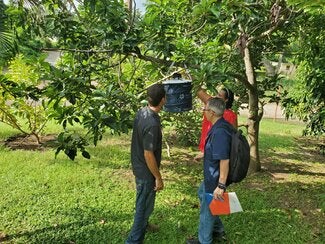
[146,223,159,232]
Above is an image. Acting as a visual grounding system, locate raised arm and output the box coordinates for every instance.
[197,88,212,104]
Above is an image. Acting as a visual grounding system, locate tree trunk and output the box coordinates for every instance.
[243,47,261,172]
[124,0,133,12]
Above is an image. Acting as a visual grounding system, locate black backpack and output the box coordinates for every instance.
[219,123,250,186]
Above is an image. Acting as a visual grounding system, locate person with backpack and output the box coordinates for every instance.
[195,86,238,161]
[187,97,232,244]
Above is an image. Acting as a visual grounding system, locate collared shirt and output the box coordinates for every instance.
[203,117,231,193]
[198,109,237,152]
[131,106,162,180]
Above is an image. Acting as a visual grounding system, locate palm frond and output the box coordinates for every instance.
[0,31,17,55]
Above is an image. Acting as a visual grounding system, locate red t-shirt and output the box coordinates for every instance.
[198,109,237,152]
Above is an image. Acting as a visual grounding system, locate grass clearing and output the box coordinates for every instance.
[0,118,324,243]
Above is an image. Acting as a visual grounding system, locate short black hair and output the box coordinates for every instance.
[147,84,166,106]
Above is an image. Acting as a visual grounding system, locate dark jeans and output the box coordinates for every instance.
[126,178,156,244]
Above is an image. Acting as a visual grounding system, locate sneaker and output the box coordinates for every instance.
[186,238,200,244]
[213,231,227,242]
[146,223,159,233]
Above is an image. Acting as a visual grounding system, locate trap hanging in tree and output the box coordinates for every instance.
[163,73,192,113]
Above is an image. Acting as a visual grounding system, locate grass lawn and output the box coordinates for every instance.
[0,118,324,243]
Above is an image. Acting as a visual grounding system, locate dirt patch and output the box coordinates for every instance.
[4,134,57,151]
[0,232,8,242]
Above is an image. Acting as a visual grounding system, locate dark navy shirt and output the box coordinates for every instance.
[131,106,162,180]
[203,117,231,193]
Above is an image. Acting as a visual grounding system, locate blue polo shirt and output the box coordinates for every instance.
[203,117,231,193]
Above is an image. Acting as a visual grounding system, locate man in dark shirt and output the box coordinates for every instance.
[187,97,231,244]
[126,84,166,244]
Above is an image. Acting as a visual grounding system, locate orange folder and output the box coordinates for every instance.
[205,192,243,215]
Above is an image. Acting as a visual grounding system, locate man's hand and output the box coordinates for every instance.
[213,186,225,201]
[154,178,164,191]
[144,150,164,191]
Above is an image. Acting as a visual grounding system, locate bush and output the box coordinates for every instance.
[162,108,202,147]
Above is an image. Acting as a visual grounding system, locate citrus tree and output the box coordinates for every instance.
[139,0,300,171]
[0,54,50,143]
[2,0,323,166]
[282,1,325,136]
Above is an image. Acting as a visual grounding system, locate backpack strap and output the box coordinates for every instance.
[206,122,234,147]
[216,122,236,136]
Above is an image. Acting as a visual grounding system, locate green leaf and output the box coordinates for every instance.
[65,149,77,161]
[54,147,62,158]
[82,151,91,159]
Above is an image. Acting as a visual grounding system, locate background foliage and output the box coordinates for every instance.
[0,0,324,161]
[281,12,325,136]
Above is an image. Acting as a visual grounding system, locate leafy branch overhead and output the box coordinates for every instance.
[1,0,324,162]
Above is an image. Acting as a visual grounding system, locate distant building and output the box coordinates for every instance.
[270,61,296,77]
[262,59,296,78]
[44,50,61,66]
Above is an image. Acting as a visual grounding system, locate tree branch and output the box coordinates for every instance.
[185,19,207,36]
[130,50,182,67]
[227,72,254,91]
[247,24,279,46]
[137,68,187,95]
[246,3,296,46]
[41,47,113,54]
[0,108,28,135]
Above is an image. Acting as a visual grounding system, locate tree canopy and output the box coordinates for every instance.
[0,0,324,164]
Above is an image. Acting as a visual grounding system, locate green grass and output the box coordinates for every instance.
[0,119,324,243]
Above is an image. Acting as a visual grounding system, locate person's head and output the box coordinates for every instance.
[147,83,166,107]
[204,97,225,121]
[217,87,234,109]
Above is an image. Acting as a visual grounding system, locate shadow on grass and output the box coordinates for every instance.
[258,132,325,179]
[2,209,131,244]
[259,133,298,149]
[86,143,131,169]
[159,150,203,197]
[260,133,324,160]
[2,221,90,243]
[156,132,325,243]
[264,154,325,177]
[226,177,325,243]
